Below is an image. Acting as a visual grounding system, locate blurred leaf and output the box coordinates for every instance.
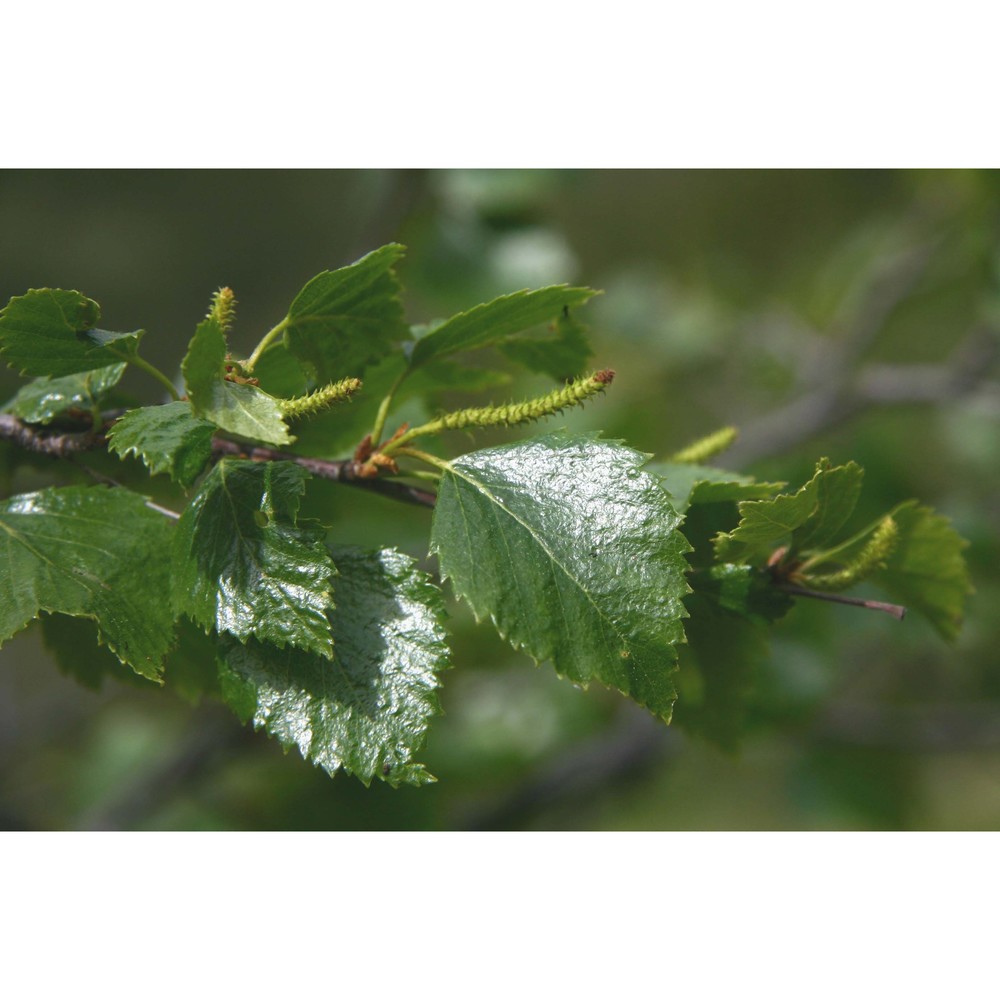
[871,501,972,640]
[0,289,142,377]
[283,244,408,383]
[4,363,127,424]
[0,486,175,680]
[172,459,335,657]
[409,285,598,370]
[431,430,689,720]
[498,307,593,380]
[653,461,784,515]
[218,546,450,787]
[107,401,216,488]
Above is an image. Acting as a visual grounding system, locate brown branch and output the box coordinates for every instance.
[0,410,437,508]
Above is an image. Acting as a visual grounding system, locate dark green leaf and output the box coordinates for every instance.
[653,461,784,515]
[218,546,450,787]
[871,501,972,640]
[431,430,690,720]
[0,289,142,377]
[408,285,599,371]
[182,315,292,446]
[107,401,216,488]
[172,459,335,657]
[0,486,175,679]
[283,244,408,383]
[673,593,772,751]
[4,363,127,424]
[498,307,593,380]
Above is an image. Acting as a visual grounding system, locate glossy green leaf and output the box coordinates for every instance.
[172,459,335,657]
[408,285,599,371]
[3,363,127,425]
[498,307,593,380]
[218,546,450,787]
[0,289,142,377]
[182,315,292,446]
[283,244,409,383]
[871,501,972,640]
[431,430,690,720]
[0,486,175,680]
[653,461,784,515]
[107,401,216,488]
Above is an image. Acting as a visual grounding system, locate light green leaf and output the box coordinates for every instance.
[713,459,860,565]
[218,546,450,787]
[408,285,599,371]
[0,486,175,680]
[172,459,335,657]
[4,363,127,424]
[871,501,972,640]
[653,461,784,515]
[283,244,409,383]
[0,289,142,377]
[182,315,292,446]
[431,430,690,720]
[107,401,216,488]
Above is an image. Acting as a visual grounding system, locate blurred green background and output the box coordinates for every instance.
[1,169,998,830]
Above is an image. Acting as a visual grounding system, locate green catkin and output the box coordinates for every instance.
[805,516,899,592]
[209,287,237,333]
[279,377,362,421]
[670,425,739,464]
[436,369,615,432]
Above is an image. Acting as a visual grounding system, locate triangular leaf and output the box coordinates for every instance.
[172,459,335,657]
[282,244,409,383]
[0,486,175,679]
[791,459,864,551]
[408,285,599,371]
[218,546,450,787]
[870,501,972,640]
[430,430,690,721]
[3,363,127,425]
[0,289,142,377]
[107,401,217,488]
[182,314,292,446]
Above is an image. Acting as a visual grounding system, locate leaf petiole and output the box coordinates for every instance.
[109,346,180,401]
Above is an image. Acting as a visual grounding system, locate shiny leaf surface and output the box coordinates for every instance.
[172,460,335,656]
[431,431,690,720]
[4,363,127,424]
[0,486,175,679]
[218,546,450,786]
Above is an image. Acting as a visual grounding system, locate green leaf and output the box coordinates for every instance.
[673,593,772,751]
[218,546,450,787]
[870,501,972,640]
[0,289,142,377]
[107,401,216,488]
[172,459,335,657]
[498,307,593,380]
[3,363,127,424]
[408,285,599,371]
[182,315,292,446]
[0,486,175,680]
[282,244,409,383]
[791,459,864,551]
[694,563,794,623]
[713,459,861,565]
[430,430,690,720]
[653,461,784,515]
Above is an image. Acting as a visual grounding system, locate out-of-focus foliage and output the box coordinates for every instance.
[1,169,998,830]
